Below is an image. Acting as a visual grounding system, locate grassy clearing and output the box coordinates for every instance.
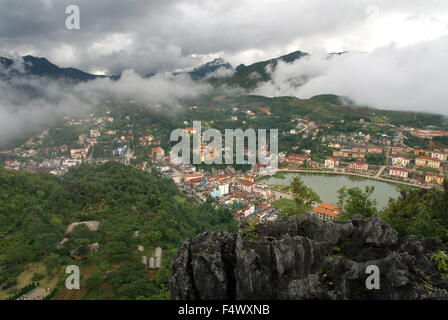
[271,199,297,212]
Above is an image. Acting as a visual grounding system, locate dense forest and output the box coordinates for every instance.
[0,162,236,299]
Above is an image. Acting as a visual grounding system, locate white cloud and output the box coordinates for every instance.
[253,36,448,114]
[0,67,211,143]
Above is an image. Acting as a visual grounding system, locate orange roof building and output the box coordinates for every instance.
[310,203,342,221]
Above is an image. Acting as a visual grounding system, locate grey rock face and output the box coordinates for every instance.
[170,214,448,300]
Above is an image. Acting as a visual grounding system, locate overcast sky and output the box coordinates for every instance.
[0,0,447,132]
[1,0,447,75]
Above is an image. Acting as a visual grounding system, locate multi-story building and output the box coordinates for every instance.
[310,203,342,221]
[391,156,410,168]
[285,154,310,166]
[425,174,445,185]
[389,167,409,179]
[431,150,448,162]
[333,149,350,158]
[324,158,337,169]
[239,180,255,193]
[348,161,368,172]
[253,184,272,199]
[367,146,383,154]
[416,156,440,169]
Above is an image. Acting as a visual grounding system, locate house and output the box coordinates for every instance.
[242,174,256,182]
[70,148,88,159]
[253,184,272,199]
[351,152,366,159]
[310,203,342,221]
[348,161,368,172]
[90,129,101,138]
[352,146,367,154]
[242,205,255,218]
[183,173,203,182]
[332,149,350,158]
[324,158,338,169]
[416,156,440,169]
[367,146,383,154]
[389,167,409,179]
[151,147,165,162]
[184,127,196,135]
[200,144,216,162]
[328,143,341,149]
[239,180,255,193]
[391,156,410,168]
[431,150,447,162]
[218,183,230,196]
[414,149,431,157]
[425,174,445,185]
[390,146,404,155]
[286,154,310,166]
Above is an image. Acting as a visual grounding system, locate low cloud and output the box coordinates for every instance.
[203,66,235,79]
[253,36,448,115]
[0,65,211,143]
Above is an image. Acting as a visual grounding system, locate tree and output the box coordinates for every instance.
[337,186,377,220]
[6,245,33,264]
[104,240,131,262]
[281,176,320,217]
[382,186,446,238]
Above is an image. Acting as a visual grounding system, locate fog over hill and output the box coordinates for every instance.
[1,37,448,144]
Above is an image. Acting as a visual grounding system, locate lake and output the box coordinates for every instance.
[261,172,401,209]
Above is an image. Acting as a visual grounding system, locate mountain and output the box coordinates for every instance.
[0,55,104,82]
[187,58,233,80]
[216,50,308,89]
[0,50,306,86]
[171,213,448,300]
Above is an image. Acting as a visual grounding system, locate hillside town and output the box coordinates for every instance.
[1,103,448,223]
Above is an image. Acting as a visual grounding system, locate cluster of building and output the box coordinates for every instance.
[155,161,280,222]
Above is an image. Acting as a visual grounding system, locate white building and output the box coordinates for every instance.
[324,158,338,169]
[391,156,410,168]
[218,183,229,196]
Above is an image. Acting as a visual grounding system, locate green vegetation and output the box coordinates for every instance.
[365,154,386,165]
[417,166,440,174]
[244,217,259,242]
[0,162,236,299]
[279,176,320,217]
[382,183,448,238]
[332,181,448,240]
[337,186,378,220]
[431,250,448,279]
[6,282,37,300]
[271,172,286,179]
[271,198,297,212]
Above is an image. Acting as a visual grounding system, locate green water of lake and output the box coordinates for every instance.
[262,172,401,209]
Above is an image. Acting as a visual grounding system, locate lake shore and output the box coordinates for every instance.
[257,168,431,189]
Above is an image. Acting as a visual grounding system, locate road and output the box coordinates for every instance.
[375,166,386,178]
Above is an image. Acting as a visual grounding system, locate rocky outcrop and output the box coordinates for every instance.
[170,214,448,300]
